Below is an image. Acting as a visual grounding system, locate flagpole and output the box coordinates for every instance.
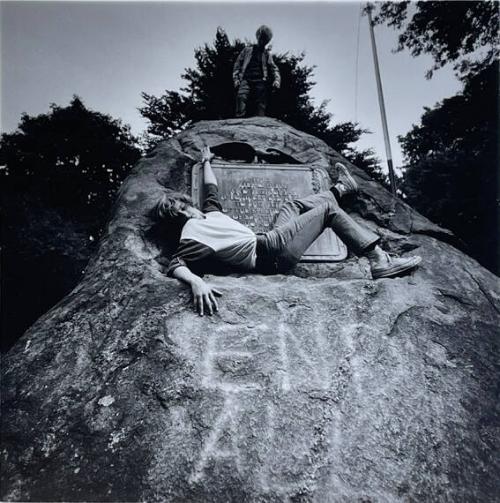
[367,3,397,196]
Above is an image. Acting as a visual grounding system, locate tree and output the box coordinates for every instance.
[372,1,499,78]
[140,28,381,176]
[400,62,498,273]
[1,97,141,351]
[373,1,499,273]
[1,96,141,213]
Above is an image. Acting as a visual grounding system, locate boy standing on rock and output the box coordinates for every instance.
[233,25,281,117]
[155,147,421,315]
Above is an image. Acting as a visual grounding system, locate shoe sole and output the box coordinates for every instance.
[335,163,358,193]
[372,256,422,279]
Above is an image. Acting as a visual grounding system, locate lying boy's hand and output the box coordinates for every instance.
[191,279,222,316]
[201,145,215,163]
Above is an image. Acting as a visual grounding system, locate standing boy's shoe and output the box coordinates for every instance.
[334,162,358,198]
[370,252,422,279]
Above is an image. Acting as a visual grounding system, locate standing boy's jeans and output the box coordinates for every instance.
[236,80,267,117]
[255,191,380,273]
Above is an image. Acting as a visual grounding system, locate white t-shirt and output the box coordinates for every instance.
[181,211,257,270]
[166,184,257,276]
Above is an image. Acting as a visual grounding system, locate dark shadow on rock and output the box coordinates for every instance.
[211,141,302,164]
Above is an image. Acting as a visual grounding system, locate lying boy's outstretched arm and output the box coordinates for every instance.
[172,265,222,316]
[202,146,217,186]
[200,145,223,213]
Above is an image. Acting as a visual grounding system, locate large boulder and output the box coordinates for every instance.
[2,117,499,502]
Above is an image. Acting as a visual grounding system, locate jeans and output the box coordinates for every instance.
[255,191,380,273]
[235,80,267,117]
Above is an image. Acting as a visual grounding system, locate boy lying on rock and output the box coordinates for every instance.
[155,146,421,315]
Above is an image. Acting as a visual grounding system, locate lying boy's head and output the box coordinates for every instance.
[256,25,273,47]
[154,191,205,225]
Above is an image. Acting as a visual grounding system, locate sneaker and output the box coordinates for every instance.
[335,162,358,197]
[371,253,422,279]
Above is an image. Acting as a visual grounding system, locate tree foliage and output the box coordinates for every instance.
[139,29,244,140]
[1,96,141,212]
[140,27,381,178]
[400,62,498,273]
[1,97,141,351]
[372,0,499,78]
[374,1,499,273]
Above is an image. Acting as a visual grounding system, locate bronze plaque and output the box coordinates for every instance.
[192,163,347,262]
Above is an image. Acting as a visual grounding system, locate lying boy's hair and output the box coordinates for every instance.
[256,25,273,43]
[154,191,193,221]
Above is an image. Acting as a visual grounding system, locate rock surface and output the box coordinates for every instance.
[2,117,499,502]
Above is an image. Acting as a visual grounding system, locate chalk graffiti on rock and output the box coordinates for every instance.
[189,393,243,484]
[200,323,329,392]
[173,319,349,492]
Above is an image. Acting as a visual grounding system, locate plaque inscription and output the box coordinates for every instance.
[219,177,300,231]
[192,163,347,262]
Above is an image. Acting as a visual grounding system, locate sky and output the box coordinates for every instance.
[1,1,463,169]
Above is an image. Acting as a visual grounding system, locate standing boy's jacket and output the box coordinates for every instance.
[233,46,281,87]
